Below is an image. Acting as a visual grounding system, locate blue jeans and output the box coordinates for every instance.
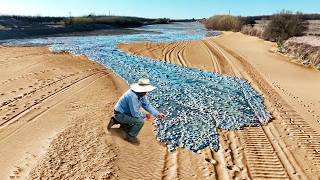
[114,113,144,137]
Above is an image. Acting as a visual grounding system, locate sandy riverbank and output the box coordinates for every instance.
[0,46,123,179]
[119,32,320,179]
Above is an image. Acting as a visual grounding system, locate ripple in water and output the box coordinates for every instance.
[2,22,271,152]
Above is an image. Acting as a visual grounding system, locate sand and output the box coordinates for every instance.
[0,46,121,179]
[119,32,320,179]
[1,31,320,179]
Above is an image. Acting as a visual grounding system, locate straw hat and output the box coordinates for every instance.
[130,78,156,92]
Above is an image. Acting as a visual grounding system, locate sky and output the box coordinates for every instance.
[0,0,319,19]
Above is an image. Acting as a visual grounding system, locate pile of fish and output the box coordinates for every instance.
[2,22,271,152]
[99,52,271,152]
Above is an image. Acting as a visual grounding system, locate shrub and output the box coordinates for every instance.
[262,11,308,42]
[205,15,243,31]
[241,25,263,37]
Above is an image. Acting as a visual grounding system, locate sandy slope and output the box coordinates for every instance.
[0,46,121,179]
[119,32,320,179]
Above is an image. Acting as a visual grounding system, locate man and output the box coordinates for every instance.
[107,78,165,144]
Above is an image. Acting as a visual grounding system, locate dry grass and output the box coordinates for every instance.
[241,25,263,38]
[204,15,243,32]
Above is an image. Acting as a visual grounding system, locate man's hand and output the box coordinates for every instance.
[146,113,152,120]
[157,112,165,119]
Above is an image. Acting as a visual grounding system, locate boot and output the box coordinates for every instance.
[125,134,140,145]
[107,116,119,130]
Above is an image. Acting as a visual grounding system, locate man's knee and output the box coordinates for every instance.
[133,117,144,125]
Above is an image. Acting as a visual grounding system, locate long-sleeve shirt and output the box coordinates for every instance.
[114,89,159,119]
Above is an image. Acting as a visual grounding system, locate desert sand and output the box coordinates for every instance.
[119,32,320,179]
[1,31,320,180]
[0,46,121,179]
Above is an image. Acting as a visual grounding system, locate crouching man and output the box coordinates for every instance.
[107,78,165,144]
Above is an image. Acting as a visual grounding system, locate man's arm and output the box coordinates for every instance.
[128,95,145,119]
[141,96,159,117]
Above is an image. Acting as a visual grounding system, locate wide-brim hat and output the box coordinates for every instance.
[130,78,156,92]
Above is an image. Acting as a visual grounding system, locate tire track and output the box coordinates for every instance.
[238,127,289,179]
[0,72,110,143]
[164,42,182,64]
[204,40,298,179]
[161,148,179,180]
[201,40,222,73]
[0,68,100,109]
[0,69,105,128]
[212,40,319,178]
[176,41,188,67]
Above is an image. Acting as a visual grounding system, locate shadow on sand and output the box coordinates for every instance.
[107,125,140,146]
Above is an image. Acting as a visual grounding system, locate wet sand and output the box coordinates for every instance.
[119,32,320,179]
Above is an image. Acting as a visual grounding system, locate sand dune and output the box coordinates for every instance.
[119,32,320,179]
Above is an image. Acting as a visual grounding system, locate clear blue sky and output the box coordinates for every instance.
[0,0,319,19]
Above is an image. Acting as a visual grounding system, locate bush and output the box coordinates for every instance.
[205,15,243,31]
[262,11,308,42]
[241,25,263,37]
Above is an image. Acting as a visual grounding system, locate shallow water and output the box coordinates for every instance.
[2,22,271,152]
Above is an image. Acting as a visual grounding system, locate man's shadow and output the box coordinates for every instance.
[107,125,127,138]
[107,124,140,146]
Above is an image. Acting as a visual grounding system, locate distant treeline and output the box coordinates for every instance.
[243,13,320,24]
[0,15,171,27]
[0,15,174,40]
[63,16,171,27]
[0,15,65,23]
[171,19,196,22]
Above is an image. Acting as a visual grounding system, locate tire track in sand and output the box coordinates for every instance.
[0,69,105,129]
[206,40,290,178]
[212,40,316,179]
[161,149,179,180]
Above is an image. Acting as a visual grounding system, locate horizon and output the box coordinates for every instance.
[0,0,320,19]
